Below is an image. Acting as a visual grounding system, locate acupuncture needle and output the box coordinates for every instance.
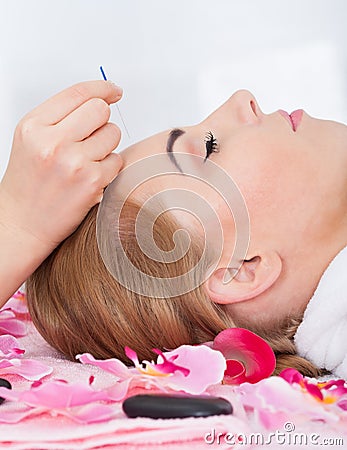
[99,66,130,138]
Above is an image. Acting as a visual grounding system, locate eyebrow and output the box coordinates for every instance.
[166,128,186,173]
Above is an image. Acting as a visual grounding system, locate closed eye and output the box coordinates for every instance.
[204,131,219,161]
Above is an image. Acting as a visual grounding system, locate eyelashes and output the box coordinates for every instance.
[204,131,219,161]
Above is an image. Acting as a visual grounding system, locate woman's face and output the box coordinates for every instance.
[121,89,347,241]
[119,90,347,323]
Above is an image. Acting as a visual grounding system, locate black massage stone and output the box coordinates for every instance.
[0,378,12,405]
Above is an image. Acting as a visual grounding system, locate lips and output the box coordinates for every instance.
[290,110,303,131]
[278,109,303,131]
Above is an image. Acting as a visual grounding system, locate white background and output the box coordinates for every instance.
[0,0,346,178]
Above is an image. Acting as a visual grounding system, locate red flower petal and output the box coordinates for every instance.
[280,368,304,384]
[124,346,139,365]
[337,399,347,410]
[224,359,246,384]
[280,369,347,405]
[151,348,190,376]
[212,328,276,384]
[303,381,323,401]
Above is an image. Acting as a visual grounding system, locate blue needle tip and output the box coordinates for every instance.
[99,66,107,81]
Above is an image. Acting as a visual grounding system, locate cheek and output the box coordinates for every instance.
[223,144,316,232]
[223,152,281,213]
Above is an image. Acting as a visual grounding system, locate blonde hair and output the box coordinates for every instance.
[26,199,323,377]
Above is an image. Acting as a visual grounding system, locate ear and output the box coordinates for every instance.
[205,251,282,305]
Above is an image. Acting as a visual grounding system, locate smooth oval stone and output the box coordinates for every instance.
[0,378,12,405]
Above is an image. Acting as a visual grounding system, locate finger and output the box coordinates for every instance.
[56,98,111,142]
[95,152,123,192]
[28,80,123,125]
[81,122,121,161]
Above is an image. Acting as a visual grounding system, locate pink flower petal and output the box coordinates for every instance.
[280,368,347,408]
[0,317,26,337]
[0,358,52,380]
[0,311,16,320]
[0,308,27,336]
[0,335,25,358]
[0,383,118,425]
[77,353,131,379]
[125,347,188,378]
[0,405,46,424]
[212,328,276,384]
[63,403,118,424]
[1,291,29,315]
[150,348,190,376]
[105,378,132,401]
[0,379,111,408]
[161,345,226,394]
[236,376,337,429]
[79,345,226,396]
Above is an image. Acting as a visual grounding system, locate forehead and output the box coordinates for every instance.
[119,130,169,168]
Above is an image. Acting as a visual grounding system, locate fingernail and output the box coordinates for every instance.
[107,80,122,93]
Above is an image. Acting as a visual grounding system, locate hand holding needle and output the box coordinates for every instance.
[99,66,130,138]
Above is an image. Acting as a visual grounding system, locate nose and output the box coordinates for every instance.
[202,89,263,129]
[228,89,262,124]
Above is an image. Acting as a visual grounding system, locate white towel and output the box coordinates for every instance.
[294,246,347,380]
